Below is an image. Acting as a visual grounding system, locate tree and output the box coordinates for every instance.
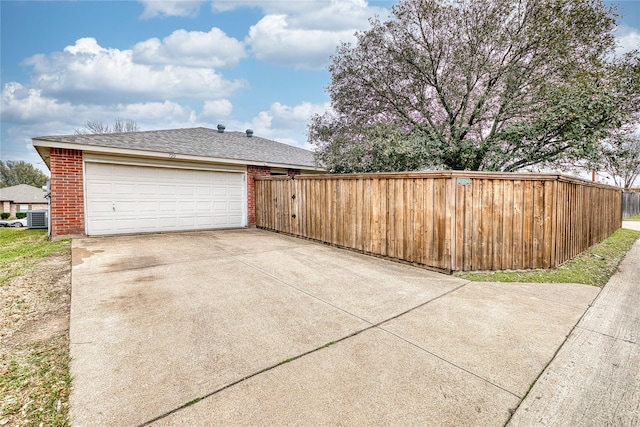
[309,0,638,173]
[594,132,640,188]
[0,161,49,189]
[75,118,140,134]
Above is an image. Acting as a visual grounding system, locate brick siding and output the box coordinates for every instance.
[50,148,85,237]
[246,165,271,225]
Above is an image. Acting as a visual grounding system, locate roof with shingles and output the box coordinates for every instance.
[33,127,319,169]
[0,184,48,203]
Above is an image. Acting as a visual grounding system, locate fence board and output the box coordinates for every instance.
[255,172,621,273]
[502,180,514,270]
[623,191,640,218]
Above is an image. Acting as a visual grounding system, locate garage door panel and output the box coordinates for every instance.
[138,184,158,195]
[213,187,229,197]
[195,170,213,181]
[159,201,178,211]
[114,183,136,196]
[85,162,245,235]
[113,218,137,229]
[87,182,113,195]
[88,200,113,213]
[177,169,195,180]
[213,216,232,225]
[178,201,196,213]
[138,201,158,213]
[178,217,197,227]
[114,201,138,214]
[213,200,230,211]
[196,186,212,196]
[158,185,177,196]
[196,216,213,226]
[158,217,178,228]
[137,167,160,179]
[228,215,243,224]
[229,201,243,210]
[89,219,115,233]
[229,191,243,200]
[196,201,212,211]
[179,186,195,196]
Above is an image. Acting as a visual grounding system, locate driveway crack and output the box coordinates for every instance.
[136,274,469,426]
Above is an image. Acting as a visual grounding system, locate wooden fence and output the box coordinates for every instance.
[623,191,640,218]
[255,172,622,273]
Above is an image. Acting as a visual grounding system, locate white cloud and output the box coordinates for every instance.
[211,0,382,29]
[132,28,246,68]
[24,38,246,103]
[200,99,234,118]
[287,0,383,32]
[268,101,328,126]
[139,0,205,18]
[217,100,328,149]
[2,82,197,129]
[2,83,77,124]
[117,101,196,124]
[246,14,357,69]
[615,25,640,56]
[215,0,388,69]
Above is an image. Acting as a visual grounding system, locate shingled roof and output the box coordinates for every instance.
[33,127,320,169]
[0,184,47,203]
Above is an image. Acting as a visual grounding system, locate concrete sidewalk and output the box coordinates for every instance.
[508,223,640,426]
[69,229,601,426]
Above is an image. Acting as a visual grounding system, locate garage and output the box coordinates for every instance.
[84,161,245,235]
[32,126,323,238]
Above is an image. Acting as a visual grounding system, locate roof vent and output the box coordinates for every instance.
[246,129,254,137]
[217,124,225,133]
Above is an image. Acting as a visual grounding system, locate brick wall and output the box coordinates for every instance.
[50,148,85,237]
[287,169,301,177]
[247,165,271,225]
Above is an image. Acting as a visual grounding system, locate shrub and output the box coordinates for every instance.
[16,212,27,219]
[1,212,9,220]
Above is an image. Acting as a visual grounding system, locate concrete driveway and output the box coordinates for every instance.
[70,229,599,426]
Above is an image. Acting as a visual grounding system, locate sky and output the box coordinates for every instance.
[1,0,639,176]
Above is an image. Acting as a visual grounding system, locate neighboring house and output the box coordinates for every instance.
[32,126,324,239]
[0,184,48,219]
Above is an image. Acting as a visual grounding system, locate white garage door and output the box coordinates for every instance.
[85,162,245,235]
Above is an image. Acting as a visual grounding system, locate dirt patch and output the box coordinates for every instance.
[71,247,103,266]
[1,251,71,347]
[0,249,72,426]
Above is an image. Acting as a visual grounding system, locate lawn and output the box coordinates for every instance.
[457,227,640,286]
[0,228,72,427]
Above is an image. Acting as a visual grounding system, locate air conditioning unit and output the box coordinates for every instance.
[27,210,48,229]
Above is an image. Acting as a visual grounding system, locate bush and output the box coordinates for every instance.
[1,212,9,220]
[16,212,27,219]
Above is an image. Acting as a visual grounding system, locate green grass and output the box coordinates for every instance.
[626,213,640,220]
[1,227,72,427]
[0,228,70,284]
[184,397,202,407]
[1,338,71,426]
[457,228,640,286]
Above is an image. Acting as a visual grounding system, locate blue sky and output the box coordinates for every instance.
[1,0,639,175]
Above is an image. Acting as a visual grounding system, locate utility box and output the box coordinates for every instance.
[27,210,48,229]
